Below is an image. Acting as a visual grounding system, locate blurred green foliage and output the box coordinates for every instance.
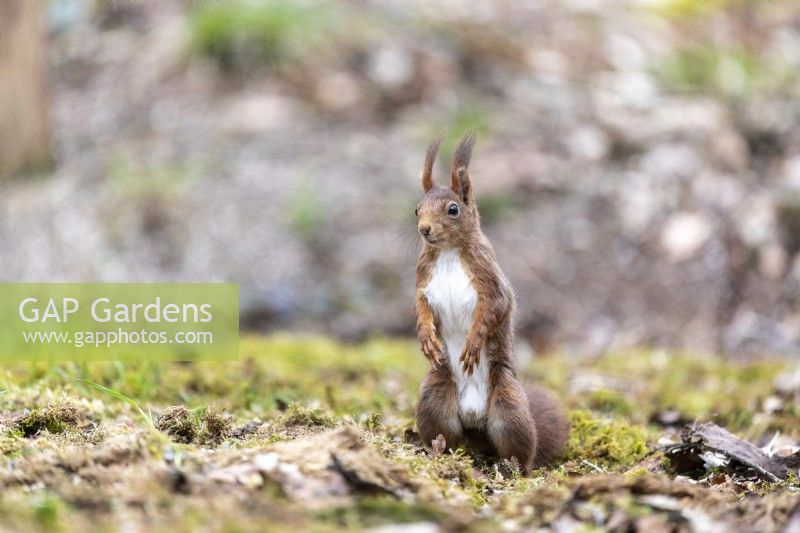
[32,495,62,530]
[439,108,492,163]
[644,0,725,19]
[189,1,336,69]
[108,154,201,199]
[582,389,634,417]
[317,496,446,528]
[477,192,525,225]
[658,45,774,97]
[287,181,325,241]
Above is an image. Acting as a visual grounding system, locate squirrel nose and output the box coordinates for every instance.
[419,225,431,237]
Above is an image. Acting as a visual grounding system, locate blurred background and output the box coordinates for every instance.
[2,0,799,357]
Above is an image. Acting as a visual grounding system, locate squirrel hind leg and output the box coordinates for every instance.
[415,368,463,449]
[487,378,538,474]
[525,385,570,467]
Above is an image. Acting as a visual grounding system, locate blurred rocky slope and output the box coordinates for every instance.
[3,1,800,356]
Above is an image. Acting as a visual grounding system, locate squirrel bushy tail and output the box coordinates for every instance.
[526,385,570,466]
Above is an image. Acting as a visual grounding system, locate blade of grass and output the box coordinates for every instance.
[75,378,156,430]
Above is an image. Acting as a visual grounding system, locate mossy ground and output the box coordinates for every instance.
[0,335,797,531]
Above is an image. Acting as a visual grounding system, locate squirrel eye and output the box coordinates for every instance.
[414,207,418,217]
[447,203,459,216]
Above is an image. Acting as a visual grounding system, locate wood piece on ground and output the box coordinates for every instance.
[682,423,790,481]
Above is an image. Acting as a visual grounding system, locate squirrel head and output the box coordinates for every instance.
[415,134,478,249]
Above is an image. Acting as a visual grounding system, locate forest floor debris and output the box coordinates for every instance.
[0,335,798,531]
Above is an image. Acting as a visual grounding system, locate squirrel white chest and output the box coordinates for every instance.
[422,249,489,428]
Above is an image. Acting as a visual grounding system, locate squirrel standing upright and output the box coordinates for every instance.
[413,134,569,474]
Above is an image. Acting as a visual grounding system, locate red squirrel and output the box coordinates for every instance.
[413,134,569,474]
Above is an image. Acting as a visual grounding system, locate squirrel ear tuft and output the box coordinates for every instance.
[451,133,476,203]
[454,167,473,205]
[422,137,441,192]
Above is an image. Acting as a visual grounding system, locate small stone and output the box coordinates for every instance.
[209,463,263,488]
[632,514,672,533]
[762,396,784,414]
[221,94,295,134]
[639,494,681,512]
[367,46,414,89]
[605,32,647,71]
[500,519,520,531]
[369,523,440,533]
[653,409,683,426]
[775,367,800,396]
[783,156,800,192]
[710,131,749,171]
[568,126,610,161]
[660,212,713,261]
[737,193,776,247]
[594,71,658,110]
[315,72,363,111]
[526,48,568,79]
[253,452,279,472]
[758,244,787,280]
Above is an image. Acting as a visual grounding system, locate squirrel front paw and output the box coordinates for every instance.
[459,336,483,375]
[418,326,444,365]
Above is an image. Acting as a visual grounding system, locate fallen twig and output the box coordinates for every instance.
[681,423,790,482]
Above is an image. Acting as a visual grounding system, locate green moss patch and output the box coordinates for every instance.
[17,401,82,438]
[199,406,233,445]
[277,403,338,429]
[156,405,198,444]
[566,410,648,470]
[317,496,448,529]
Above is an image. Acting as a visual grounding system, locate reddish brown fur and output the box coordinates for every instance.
[413,135,569,473]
